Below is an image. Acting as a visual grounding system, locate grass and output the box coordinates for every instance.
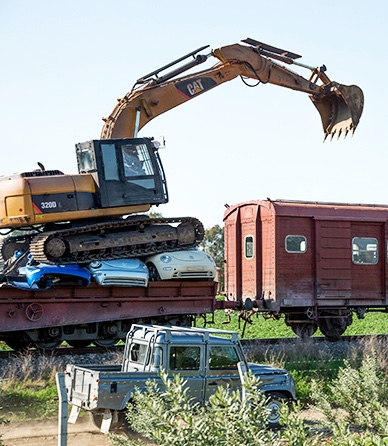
[199,308,388,339]
[0,352,63,421]
[0,380,58,421]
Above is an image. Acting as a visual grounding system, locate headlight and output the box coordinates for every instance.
[160,255,172,263]
[89,261,102,269]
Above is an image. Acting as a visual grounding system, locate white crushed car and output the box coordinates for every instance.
[87,258,149,287]
[145,249,216,281]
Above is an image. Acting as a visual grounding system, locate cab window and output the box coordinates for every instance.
[101,143,119,180]
[129,342,148,365]
[121,143,154,177]
[209,346,239,370]
[169,346,200,370]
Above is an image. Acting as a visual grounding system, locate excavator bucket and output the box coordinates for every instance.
[310,83,364,140]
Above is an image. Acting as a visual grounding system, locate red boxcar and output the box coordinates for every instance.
[224,199,388,340]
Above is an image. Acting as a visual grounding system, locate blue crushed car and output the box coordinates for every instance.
[18,263,91,290]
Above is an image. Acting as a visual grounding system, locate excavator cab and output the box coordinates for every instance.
[76,137,168,209]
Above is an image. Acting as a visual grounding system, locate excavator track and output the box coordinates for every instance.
[29,216,204,264]
[0,234,35,267]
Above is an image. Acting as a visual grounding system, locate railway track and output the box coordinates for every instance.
[0,334,385,360]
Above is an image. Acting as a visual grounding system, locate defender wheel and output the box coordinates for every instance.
[266,392,288,428]
[90,411,127,433]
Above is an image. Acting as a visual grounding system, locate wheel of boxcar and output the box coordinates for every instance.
[67,340,92,348]
[289,322,318,338]
[34,339,62,350]
[5,337,31,351]
[93,338,119,347]
[265,392,288,428]
[318,313,351,341]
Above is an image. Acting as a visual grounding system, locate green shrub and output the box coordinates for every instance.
[311,353,388,436]
[111,370,280,446]
[110,356,388,445]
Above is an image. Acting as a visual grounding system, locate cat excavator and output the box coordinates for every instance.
[0,38,364,265]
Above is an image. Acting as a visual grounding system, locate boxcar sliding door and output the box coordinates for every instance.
[314,219,352,302]
[350,222,384,301]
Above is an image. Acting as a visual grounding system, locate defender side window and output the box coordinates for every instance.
[209,346,239,370]
[129,342,148,365]
[169,346,200,370]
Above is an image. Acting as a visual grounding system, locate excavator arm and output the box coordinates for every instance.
[101,38,364,141]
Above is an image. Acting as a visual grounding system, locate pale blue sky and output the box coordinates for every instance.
[0,1,386,228]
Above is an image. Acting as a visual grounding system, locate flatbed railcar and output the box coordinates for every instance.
[0,280,222,349]
[224,199,388,340]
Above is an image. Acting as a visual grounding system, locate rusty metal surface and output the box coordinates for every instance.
[223,199,388,314]
[0,281,218,332]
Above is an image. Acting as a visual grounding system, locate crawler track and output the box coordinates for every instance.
[29,216,204,264]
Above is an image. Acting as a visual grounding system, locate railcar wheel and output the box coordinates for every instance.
[318,314,350,341]
[289,323,318,338]
[34,339,62,350]
[93,338,118,347]
[5,337,31,351]
[67,340,92,348]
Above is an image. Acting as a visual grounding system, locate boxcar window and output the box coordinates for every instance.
[245,235,254,258]
[352,237,378,264]
[285,235,307,253]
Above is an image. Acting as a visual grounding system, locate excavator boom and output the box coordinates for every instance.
[101,38,363,141]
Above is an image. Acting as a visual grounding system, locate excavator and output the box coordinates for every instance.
[0,38,364,265]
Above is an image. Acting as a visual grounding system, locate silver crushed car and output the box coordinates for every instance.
[87,258,149,287]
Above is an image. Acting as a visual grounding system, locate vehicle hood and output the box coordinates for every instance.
[247,362,289,376]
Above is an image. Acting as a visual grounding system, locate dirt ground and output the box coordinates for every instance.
[0,411,325,445]
[0,416,130,446]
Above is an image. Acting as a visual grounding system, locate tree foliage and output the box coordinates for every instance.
[199,225,224,289]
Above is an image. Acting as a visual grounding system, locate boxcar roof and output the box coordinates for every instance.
[223,199,388,221]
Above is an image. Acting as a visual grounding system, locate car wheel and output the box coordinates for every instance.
[266,392,287,428]
[90,410,128,433]
[147,262,160,281]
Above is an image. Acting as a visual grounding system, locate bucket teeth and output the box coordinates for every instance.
[311,83,363,142]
